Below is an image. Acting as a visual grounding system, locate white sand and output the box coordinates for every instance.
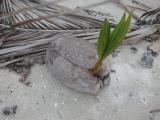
[0,0,160,120]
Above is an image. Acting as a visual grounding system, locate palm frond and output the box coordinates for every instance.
[0,0,160,68]
[1,23,160,67]
[0,0,115,30]
[0,24,100,66]
[137,7,160,25]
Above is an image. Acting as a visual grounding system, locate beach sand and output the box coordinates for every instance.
[0,0,160,120]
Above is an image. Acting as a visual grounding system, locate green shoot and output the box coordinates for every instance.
[89,13,132,76]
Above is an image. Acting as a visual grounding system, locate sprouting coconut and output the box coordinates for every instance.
[46,13,132,94]
[46,37,110,94]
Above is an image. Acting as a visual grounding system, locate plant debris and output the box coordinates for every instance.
[2,105,18,116]
[112,52,118,57]
[136,7,160,25]
[111,69,116,73]
[7,59,33,86]
[130,46,138,53]
[145,32,160,42]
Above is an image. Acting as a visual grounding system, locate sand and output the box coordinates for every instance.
[0,0,160,120]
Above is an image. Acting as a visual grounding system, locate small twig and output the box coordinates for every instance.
[0,57,24,67]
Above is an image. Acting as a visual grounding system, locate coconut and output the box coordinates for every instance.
[46,37,110,94]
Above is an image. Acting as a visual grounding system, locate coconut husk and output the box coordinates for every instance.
[46,37,110,94]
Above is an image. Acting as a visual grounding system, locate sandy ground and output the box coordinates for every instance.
[0,0,160,120]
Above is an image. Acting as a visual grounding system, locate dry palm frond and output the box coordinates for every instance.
[115,3,160,44]
[123,25,160,44]
[113,0,158,23]
[0,0,115,67]
[1,23,160,67]
[0,0,160,68]
[0,24,100,67]
[136,7,160,25]
[0,0,115,30]
[131,0,151,10]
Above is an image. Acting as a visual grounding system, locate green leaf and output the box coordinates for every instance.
[102,13,132,59]
[91,13,132,75]
[110,13,127,45]
[97,18,110,60]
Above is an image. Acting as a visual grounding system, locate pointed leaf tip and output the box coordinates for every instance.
[97,18,110,60]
